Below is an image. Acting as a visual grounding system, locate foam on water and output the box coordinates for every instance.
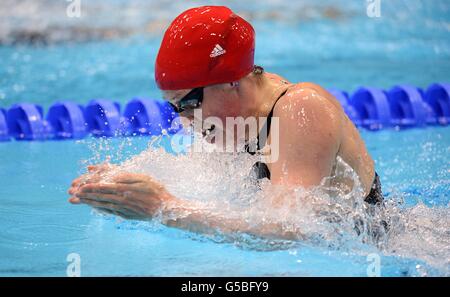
[78,133,450,276]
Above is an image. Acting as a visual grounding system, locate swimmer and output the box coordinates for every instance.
[68,6,383,240]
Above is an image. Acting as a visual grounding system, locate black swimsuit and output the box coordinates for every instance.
[247,89,384,205]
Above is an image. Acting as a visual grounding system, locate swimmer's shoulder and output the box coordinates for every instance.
[269,82,342,167]
[277,82,341,113]
[273,83,342,125]
[273,82,344,142]
[287,82,337,101]
[281,82,346,115]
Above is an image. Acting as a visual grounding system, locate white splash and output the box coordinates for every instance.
[81,134,450,275]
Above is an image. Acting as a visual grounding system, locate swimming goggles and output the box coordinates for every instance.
[170,87,204,113]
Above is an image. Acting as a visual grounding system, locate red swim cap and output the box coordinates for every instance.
[155,6,255,90]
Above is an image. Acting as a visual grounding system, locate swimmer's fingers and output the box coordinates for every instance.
[70,163,115,187]
[71,169,99,187]
[70,174,100,188]
[70,195,138,219]
[69,196,81,204]
[71,176,85,187]
[94,207,116,216]
[80,198,118,209]
[70,177,170,219]
[78,183,129,196]
[87,164,102,172]
[69,177,96,194]
[80,199,140,219]
[68,187,77,195]
[111,173,150,184]
[69,193,121,205]
[75,188,125,204]
[94,207,133,218]
[88,163,115,173]
[76,185,144,207]
[70,191,145,220]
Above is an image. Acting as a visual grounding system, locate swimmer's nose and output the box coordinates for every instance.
[178,111,195,122]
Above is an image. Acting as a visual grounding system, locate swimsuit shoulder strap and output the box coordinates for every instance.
[247,84,291,180]
[257,87,290,150]
[245,84,291,155]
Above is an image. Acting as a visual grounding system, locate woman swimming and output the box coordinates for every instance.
[68,6,382,240]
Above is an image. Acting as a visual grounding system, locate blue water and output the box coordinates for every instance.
[0,0,449,276]
[0,128,448,276]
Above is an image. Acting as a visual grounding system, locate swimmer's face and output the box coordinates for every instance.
[163,79,255,149]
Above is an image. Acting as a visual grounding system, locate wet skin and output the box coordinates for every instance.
[68,72,375,238]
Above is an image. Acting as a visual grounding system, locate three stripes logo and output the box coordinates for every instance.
[210,44,226,58]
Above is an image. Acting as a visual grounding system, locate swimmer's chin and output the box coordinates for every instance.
[205,135,216,144]
[202,127,219,144]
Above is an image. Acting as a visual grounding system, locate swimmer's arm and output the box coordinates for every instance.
[269,88,342,187]
[160,197,301,241]
[69,172,301,240]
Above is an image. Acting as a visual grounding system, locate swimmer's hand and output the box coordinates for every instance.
[68,163,116,194]
[68,172,176,220]
[68,167,302,240]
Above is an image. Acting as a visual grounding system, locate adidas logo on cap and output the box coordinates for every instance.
[210,44,226,58]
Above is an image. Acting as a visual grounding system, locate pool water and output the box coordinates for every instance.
[0,127,449,276]
[0,0,449,276]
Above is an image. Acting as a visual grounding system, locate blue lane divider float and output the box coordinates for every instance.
[327,89,361,126]
[84,99,122,137]
[123,98,178,136]
[0,108,9,141]
[47,101,87,139]
[0,82,448,141]
[349,87,392,130]
[6,103,53,140]
[424,83,450,125]
[387,85,428,127]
